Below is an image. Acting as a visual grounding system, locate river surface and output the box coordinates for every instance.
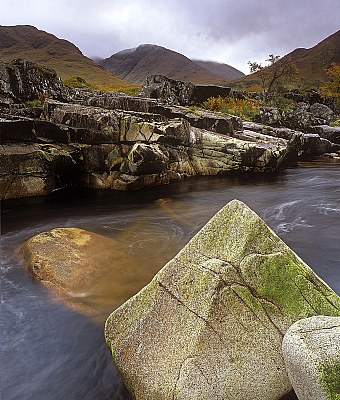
[1,162,340,400]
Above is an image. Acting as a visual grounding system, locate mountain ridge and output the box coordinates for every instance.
[99,44,244,84]
[229,29,340,91]
[0,25,134,91]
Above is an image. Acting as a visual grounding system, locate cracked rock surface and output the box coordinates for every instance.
[282,315,340,400]
[105,199,340,400]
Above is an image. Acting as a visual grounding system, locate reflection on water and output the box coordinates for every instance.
[1,162,340,400]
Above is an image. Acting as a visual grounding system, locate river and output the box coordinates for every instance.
[1,161,340,400]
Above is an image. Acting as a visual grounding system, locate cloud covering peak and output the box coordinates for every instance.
[1,0,339,73]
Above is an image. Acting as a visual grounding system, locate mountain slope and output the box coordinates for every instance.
[0,25,134,91]
[99,44,236,84]
[193,60,245,81]
[229,30,340,91]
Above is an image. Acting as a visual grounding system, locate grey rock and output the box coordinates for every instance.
[127,143,170,175]
[259,107,284,126]
[284,103,334,130]
[0,59,65,104]
[308,125,340,144]
[140,74,232,106]
[310,103,334,124]
[300,134,334,158]
[2,98,288,198]
[0,143,80,199]
[284,103,314,130]
[243,120,335,161]
[149,104,242,135]
[64,87,157,113]
[140,75,195,105]
[282,316,340,400]
[105,199,340,400]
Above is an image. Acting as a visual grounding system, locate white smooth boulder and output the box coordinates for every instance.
[283,315,340,400]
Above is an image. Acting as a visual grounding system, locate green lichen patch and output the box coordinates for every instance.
[243,253,340,321]
[318,361,340,400]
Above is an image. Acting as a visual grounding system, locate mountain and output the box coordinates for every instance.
[229,30,340,91]
[193,60,245,81]
[99,44,243,84]
[0,25,134,91]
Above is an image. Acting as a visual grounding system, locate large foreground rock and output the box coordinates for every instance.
[282,316,340,400]
[105,200,340,400]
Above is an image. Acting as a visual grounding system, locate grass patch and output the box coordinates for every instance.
[330,119,340,127]
[63,76,95,89]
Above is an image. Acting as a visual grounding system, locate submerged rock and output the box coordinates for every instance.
[21,227,148,319]
[282,316,340,400]
[105,200,340,400]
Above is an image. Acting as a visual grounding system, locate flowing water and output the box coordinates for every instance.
[1,161,340,400]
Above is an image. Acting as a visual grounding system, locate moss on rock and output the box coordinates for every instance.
[318,361,340,400]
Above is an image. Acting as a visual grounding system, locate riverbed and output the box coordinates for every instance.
[1,161,339,400]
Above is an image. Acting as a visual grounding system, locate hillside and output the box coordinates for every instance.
[0,25,135,92]
[193,60,245,81]
[229,29,340,91]
[99,44,239,84]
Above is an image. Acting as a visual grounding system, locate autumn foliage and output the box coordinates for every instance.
[321,63,340,99]
[202,96,261,120]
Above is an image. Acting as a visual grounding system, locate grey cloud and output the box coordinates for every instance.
[1,0,339,73]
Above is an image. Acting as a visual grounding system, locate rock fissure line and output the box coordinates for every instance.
[193,361,213,386]
[304,277,340,311]
[156,280,225,344]
[1,172,18,200]
[298,324,340,334]
[256,298,285,337]
[286,271,320,315]
[230,287,270,331]
[172,356,196,400]
[199,252,286,328]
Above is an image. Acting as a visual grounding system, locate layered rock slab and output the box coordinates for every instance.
[105,199,340,400]
[282,316,340,400]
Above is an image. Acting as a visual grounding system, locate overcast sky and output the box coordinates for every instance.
[1,0,339,73]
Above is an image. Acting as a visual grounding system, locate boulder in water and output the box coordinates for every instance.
[21,227,146,319]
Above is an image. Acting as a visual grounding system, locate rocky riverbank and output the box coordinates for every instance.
[1,61,339,200]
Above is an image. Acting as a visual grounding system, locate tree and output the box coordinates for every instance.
[248,54,297,100]
[320,62,340,113]
[321,62,340,98]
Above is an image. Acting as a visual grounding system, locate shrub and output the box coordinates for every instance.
[202,96,261,121]
[267,95,296,112]
[25,92,49,108]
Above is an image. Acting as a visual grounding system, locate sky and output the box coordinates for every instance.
[1,0,339,73]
